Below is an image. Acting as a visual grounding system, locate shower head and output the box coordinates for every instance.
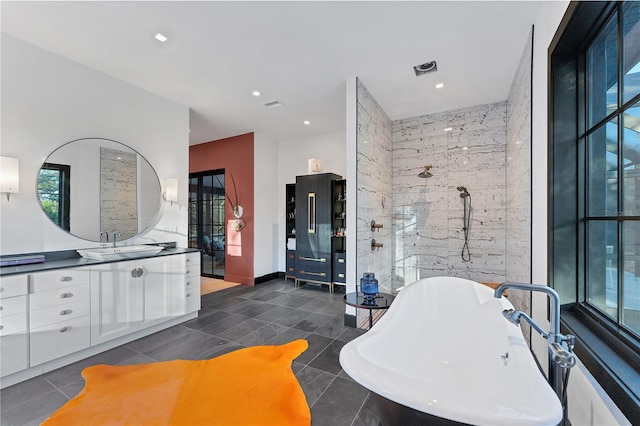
[457,186,470,198]
[418,165,433,178]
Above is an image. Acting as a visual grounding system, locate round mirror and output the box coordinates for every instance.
[37,138,162,242]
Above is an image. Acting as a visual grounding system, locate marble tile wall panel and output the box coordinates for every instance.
[392,102,507,289]
[356,79,393,293]
[506,27,533,342]
[100,147,138,239]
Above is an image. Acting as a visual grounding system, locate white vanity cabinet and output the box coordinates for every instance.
[170,253,201,317]
[90,256,172,345]
[0,275,29,376]
[29,268,91,366]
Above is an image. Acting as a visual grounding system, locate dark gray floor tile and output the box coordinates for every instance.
[295,334,333,365]
[203,342,246,359]
[281,295,317,309]
[0,390,68,426]
[315,300,348,316]
[310,377,369,426]
[250,290,285,302]
[267,326,309,346]
[144,331,230,361]
[337,369,355,382]
[235,322,289,346]
[272,308,312,327]
[255,305,296,322]
[181,309,228,330]
[1,376,57,413]
[198,313,253,336]
[314,316,350,340]
[292,312,333,333]
[296,297,331,313]
[57,379,86,400]
[295,366,337,407]
[336,325,367,343]
[215,318,268,342]
[115,353,157,366]
[43,345,139,388]
[291,361,306,375]
[308,339,346,375]
[218,298,263,314]
[235,301,279,318]
[353,392,384,426]
[125,325,192,353]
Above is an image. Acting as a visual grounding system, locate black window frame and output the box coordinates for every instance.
[550,2,640,422]
[38,162,70,232]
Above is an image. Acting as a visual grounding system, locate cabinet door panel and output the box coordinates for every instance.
[139,257,172,326]
[90,260,142,345]
[1,332,28,376]
[30,315,90,366]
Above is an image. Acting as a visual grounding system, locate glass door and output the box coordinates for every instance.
[188,170,226,278]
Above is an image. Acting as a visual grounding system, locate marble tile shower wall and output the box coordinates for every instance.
[356,79,393,293]
[505,28,534,343]
[391,102,508,290]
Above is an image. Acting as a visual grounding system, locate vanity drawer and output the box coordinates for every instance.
[30,315,90,366]
[171,288,201,317]
[0,311,27,337]
[296,259,331,283]
[172,253,201,272]
[31,268,90,292]
[0,295,27,318]
[172,276,200,294]
[31,283,90,311]
[31,299,91,330]
[0,275,28,299]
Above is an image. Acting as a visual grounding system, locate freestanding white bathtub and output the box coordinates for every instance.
[339,276,563,426]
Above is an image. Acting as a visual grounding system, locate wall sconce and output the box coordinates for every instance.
[0,156,19,201]
[163,178,178,205]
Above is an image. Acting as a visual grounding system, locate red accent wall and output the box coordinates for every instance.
[189,133,254,285]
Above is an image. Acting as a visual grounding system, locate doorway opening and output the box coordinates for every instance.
[189,170,226,278]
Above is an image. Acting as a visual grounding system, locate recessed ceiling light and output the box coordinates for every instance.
[462,146,469,150]
[154,33,168,43]
[435,83,444,89]
[252,91,261,97]
[444,127,453,132]
[303,120,311,125]
[413,60,438,76]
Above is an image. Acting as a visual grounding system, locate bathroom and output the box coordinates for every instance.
[1,1,637,425]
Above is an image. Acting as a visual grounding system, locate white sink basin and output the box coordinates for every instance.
[77,245,164,261]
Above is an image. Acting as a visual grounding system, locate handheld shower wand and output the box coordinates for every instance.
[457,186,471,261]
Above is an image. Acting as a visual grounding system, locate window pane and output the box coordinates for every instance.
[622,221,640,336]
[623,1,640,104]
[622,101,640,215]
[588,121,618,216]
[587,221,618,320]
[38,168,61,226]
[589,12,618,127]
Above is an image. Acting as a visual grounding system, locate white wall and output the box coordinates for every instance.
[0,35,189,255]
[276,131,347,271]
[254,134,279,277]
[530,3,630,424]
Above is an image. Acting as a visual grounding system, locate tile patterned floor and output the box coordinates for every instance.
[0,279,384,426]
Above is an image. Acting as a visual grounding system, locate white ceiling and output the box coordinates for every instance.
[1,1,544,146]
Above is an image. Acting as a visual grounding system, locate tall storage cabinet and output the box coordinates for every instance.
[285,184,297,281]
[290,173,344,291]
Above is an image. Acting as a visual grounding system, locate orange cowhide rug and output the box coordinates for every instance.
[43,339,311,426]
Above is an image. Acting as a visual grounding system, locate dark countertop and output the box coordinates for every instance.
[0,247,201,276]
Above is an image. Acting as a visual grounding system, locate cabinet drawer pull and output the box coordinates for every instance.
[131,267,144,278]
[288,267,294,272]
[186,293,191,298]
[0,287,4,292]
[186,258,191,263]
[0,325,3,330]
[186,270,191,275]
[299,256,326,263]
[59,276,73,282]
[60,309,72,316]
[59,292,74,299]
[338,258,345,263]
[300,271,326,277]
[0,306,3,311]
[338,273,345,278]
[60,326,69,333]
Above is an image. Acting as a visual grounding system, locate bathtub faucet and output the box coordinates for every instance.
[494,282,576,401]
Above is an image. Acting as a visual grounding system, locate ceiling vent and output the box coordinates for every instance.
[413,61,438,76]
[264,100,283,108]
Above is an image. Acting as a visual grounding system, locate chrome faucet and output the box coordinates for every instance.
[112,232,122,248]
[494,282,576,401]
[100,231,109,243]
